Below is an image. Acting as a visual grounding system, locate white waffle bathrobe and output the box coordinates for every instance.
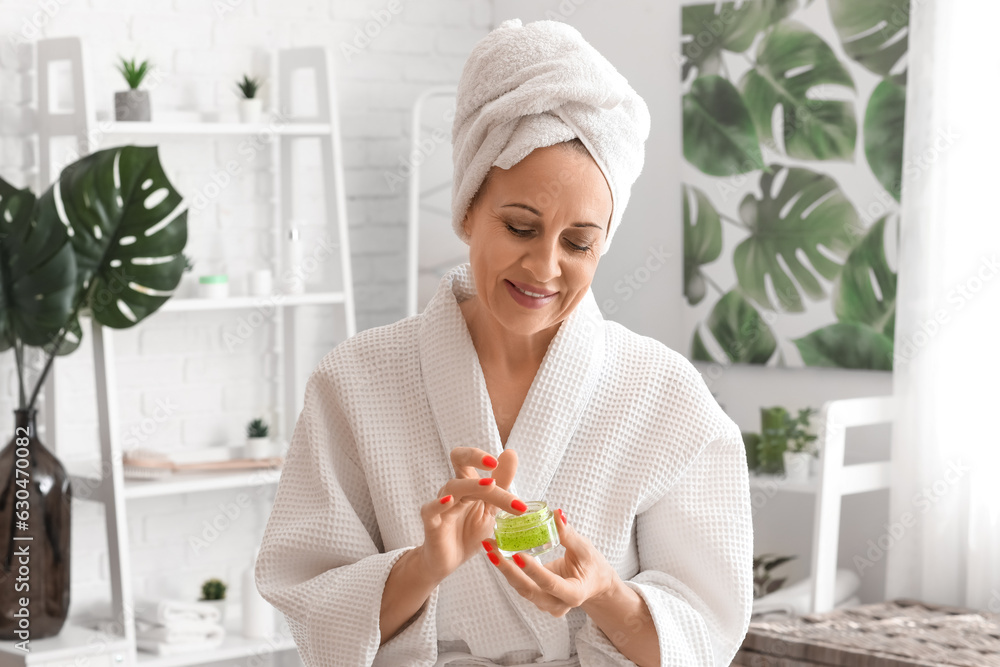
[256,263,753,666]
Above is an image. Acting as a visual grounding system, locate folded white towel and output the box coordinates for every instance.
[752,568,862,618]
[135,634,225,656]
[133,598,222,625]
[451,18,651,257]
[135,618,225,644]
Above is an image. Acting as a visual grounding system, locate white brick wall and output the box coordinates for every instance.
[0,0,492,650]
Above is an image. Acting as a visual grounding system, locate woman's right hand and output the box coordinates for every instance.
[416,447,525,582]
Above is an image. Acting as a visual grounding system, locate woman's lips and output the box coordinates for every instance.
[505,280,558,309]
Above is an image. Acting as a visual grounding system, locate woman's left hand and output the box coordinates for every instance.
[481,508,621,617]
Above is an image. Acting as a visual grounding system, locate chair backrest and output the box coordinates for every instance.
[810,395,896,612]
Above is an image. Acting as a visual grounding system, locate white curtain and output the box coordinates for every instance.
[887,0,1000,610]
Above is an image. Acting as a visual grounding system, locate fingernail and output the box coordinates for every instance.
[482,454,498,468]
[488,552,500,566]
[557,508,567,525]
[481,540,492,552]
[479,478,495,486]
[513,553,526,568]
[510,499,527,512]
[439,495,452,504]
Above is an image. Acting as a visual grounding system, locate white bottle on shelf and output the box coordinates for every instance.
[242,548,275,639]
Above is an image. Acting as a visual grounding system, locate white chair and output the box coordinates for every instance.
[809,395,896,612]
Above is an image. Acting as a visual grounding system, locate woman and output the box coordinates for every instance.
[256,18,753,667]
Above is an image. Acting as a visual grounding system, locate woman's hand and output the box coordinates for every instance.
[416,447,526,582]
[482,508,621,617]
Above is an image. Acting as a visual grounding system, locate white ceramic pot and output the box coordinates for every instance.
[239,98,263,124]
[245,437,273,459]
[200,598,227,624]
[783,451,812,484]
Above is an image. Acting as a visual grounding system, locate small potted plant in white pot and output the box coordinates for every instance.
[236,74,263,124]
[245,417,271,459]
[199,578,227,623]
[115,56,152,121]
[782,408,818,484]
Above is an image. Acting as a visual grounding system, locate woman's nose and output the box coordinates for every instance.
[522,236,560,283]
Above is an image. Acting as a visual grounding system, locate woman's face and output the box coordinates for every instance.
[461,143,613,338]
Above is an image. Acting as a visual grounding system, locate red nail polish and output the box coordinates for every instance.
[479,478,495,486]
[482,454,498,468]
[558,508,567,525]
[510,499,527,512]
[439,495,452,504]
[513,553,526,568]
[488,552,500,566]
[481,540,492,552]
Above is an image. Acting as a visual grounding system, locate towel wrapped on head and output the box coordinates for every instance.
[451,18,651,257]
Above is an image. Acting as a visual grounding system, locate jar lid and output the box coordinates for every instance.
[199,274,229,284]
[495,500,550,532]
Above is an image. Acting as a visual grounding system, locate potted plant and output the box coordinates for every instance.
[115,56,153,121]
[236,74,263,124]
[199,578,228,622]
[782,408,818,484]
[0,146,188,639]
[756,406,789,475]
[245,417,271,458]
[753,554,796,599]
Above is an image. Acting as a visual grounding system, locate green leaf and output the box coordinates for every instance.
[864,79,907,202]
[683,75,765,176]
[735,165,863,312]
[690,289,777,365]
[740,21,857,161]
[793,321,894,370]
[683,184,723,305]
[35,145,189,329]
[828,0,909,79]
[0,179,78,353]
[833,216,896,336]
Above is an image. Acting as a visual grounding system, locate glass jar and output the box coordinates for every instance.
[493,501,560,559]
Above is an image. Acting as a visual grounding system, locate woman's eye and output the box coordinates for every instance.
[504,222,591,253]
[504,223,532,237]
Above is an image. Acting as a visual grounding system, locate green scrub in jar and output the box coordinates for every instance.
[494,501,560,558]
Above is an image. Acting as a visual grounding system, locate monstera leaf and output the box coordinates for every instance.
[683,184,723,305]
[793,322,894,370]
[741,21,856,161]
[692,289,778,365]
[0,180,77,353]
[681,0,810,82]
[833,215,896,338]
[864,79,907,202]
[683,76,765,176]
[734,165,863,313]
[35,145,189,329]
[828,0,908,80]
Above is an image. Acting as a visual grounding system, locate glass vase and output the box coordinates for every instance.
[0,408,72,640]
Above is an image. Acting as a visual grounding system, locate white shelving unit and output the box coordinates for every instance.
[0,36,357,667]
[748,395,896,614]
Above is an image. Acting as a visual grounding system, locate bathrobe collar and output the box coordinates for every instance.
[418,262,606,502]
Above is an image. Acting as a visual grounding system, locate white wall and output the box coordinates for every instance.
[493,0,895,604]
[0,0,492,639]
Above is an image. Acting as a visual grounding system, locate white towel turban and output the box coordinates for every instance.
[451,18,651,257]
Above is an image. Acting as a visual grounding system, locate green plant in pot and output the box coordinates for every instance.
[236,74,264,124]
[782,408,819,484]
[200,578,228,623]
[757,406,790,475]
[245,416,271,459]
[0,145,188,639]
[115,56,153,122]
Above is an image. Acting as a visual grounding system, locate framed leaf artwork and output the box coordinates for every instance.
[680,0,908,370]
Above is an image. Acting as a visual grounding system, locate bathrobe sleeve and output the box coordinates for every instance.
[574,391,753,665]
[254,362,440,667]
